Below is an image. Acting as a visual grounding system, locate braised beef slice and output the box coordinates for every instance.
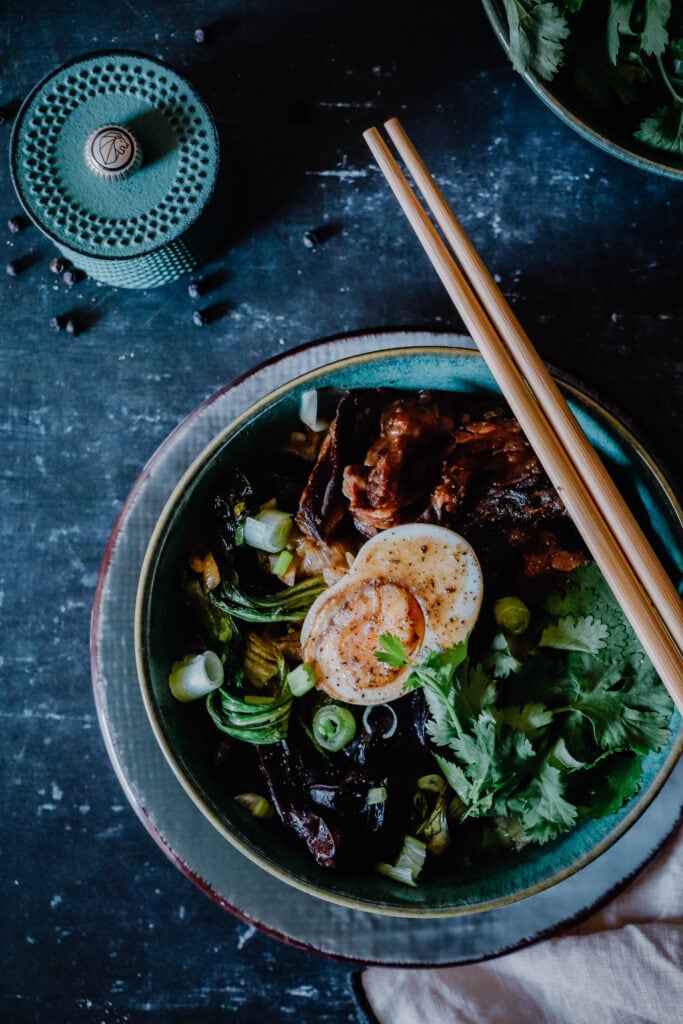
[342,391,465,536]
[298,390,588,593]
[421,413,589,593]
[296,390,385,542]
[425,415,562,524]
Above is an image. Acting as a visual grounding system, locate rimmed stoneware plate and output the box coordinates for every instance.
[481,0,683,181]
[92,330,683,964]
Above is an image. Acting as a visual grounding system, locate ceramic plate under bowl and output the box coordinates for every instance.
[133,342,683,918]
[481,0,683,180]
[92,330,682,963]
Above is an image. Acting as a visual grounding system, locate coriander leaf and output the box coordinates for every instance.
[505,647,580,709]
[453,660,497,720]
[539,614,609,653]
[553,709,609,771]
[381,637,470,735]
[507,760,578,843]
[425,640,470,685]
[542,560,603,617]
[569,752,645,819]
[607,0,671,61]
[375,633,410,668]
[447,712,499,809]
[434,754,475,808]
[436,714,502,815]
[425,688,459,748]
[446,714,536,816]
[635,101,683,152]
[640,0,672,57]
[502,0,570,80]
[607,0,638,65]
[500,702,555,735]
[424,658,495,747]
[411,642,469,699]
[564,651,674,754]
[542,562,631,657]
[484,631,523,678]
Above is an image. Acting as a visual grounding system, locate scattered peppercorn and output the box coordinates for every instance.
[303,229,319,249]
[49,256,70,274]
[194,27,207,43]
[49,315,68,332]
[6,259,19,276]
[187,279,203,299]
[192,308,210,327]
[7,215,27,233]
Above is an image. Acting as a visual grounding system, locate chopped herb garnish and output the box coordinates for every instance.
[498,0,683,156]
[375,562,674,845]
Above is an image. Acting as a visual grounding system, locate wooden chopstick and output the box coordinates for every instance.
[363,121,683,710]
[383,117,683,655]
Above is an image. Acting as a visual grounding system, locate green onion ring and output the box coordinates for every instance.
[312,704,357,751]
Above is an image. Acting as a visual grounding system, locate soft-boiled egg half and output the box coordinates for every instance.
[300,523,483,705]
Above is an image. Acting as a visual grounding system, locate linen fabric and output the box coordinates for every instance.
[361,826,683,1024]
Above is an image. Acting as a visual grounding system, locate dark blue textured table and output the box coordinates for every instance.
[2,2,681,1021]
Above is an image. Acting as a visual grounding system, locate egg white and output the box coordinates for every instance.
[300,523,483,705]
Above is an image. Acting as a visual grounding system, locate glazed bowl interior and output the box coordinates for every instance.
[136,346,682,916]
[481,0,683,181]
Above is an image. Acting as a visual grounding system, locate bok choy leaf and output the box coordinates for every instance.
[210,574,326,624]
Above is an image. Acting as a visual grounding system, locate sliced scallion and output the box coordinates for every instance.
[234,793,275,819]
[243,509,293,553]
[311,704,357,751]
[273,549,293,576]
[362,702,398,739]
[417,774,447,794]
[168,650,224,703]
[367,786,388,806]
[299,390,330,432]
[493,595,531,635]
[286,662,317,697]
[375,835,427,887]
[548,736,586,771]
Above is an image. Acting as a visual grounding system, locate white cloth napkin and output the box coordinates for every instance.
[361,826,683,1024]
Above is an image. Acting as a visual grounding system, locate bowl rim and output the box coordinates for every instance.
[480,0,683,181]
[134,344,683,917]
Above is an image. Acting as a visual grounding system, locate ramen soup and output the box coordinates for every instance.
[166,388,674,885]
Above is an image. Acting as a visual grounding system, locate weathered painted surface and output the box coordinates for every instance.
[1,1,681,1021]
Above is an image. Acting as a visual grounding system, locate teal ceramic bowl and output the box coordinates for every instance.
[135,346,682,917]
[481,0,683,181]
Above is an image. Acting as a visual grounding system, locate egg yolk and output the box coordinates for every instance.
[309,579,425,700]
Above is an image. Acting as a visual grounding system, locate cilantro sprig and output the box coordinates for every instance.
[375,561,674,847]
[498,0,683,156]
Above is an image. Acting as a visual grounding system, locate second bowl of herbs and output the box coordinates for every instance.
[482,0,683,179]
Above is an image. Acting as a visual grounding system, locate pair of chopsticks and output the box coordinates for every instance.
[363,118,683,711]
